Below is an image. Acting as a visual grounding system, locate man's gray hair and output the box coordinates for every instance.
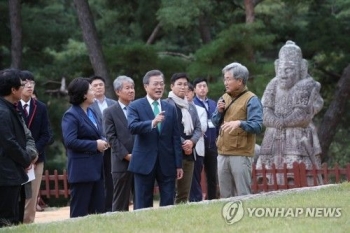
[222,62,249,85]
[113,75,134,91]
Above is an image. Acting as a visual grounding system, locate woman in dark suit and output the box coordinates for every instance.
[61,77,109,218]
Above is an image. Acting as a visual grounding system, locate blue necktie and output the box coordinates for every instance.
[123,106,128,119]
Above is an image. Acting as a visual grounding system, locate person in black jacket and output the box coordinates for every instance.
[0,68,38,227]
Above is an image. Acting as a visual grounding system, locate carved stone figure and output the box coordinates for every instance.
[256,40,324,185]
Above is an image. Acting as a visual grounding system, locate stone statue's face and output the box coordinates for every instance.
[277,60,300,90]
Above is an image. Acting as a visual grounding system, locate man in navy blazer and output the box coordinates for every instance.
[89,75,116,212]
[128,70,183,210]
[18,70,51,223]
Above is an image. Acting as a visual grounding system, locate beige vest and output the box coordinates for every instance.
[216,91,256,156]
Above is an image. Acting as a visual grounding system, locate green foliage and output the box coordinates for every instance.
[43,39,91,79]
[21,1,79,70]
[157,55,190,83]
[105,42,189,98]
[44,97,70,173]
[188,21,275,83]
[0,1,11,68]
[158,0,212,29]
[0,0,349,170]
[105,43,159,97]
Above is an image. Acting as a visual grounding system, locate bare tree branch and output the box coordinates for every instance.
[157,51,194,61]
[147,22,161,45]
[316,66,341,79]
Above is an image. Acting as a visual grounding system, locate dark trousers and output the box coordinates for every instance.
[18,185,26,224]
[103,148,113,212]
[190,156,204,202]
[69,180,105,218]
[0,185,21,228]
[133,159,176,210]
[111,171,133,212]
[204,147,218,200]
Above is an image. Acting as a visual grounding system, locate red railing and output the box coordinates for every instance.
[40,162,350,199]
[251,162,350,193]
[39,170,70,198]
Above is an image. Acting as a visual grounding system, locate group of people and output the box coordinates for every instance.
[0,40,323,226]
[0,61,263,225]
[60,60,264,218]
[0,68,52,227]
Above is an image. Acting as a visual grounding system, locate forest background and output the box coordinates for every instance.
[1,0,349,173]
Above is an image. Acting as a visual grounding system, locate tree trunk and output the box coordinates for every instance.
[318,64,350,162]
[72,0,114,98]
[244,0,255,23]
[9,0,22,69]
[146,22,161,45]
[198,14,211,44]
[244,0,255,62]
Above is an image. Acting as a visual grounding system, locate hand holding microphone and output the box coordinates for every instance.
[152,111,165,128]
[217,97,226,113]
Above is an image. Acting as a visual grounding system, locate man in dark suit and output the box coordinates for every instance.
[103,75,135,211]
[18,70,51,223]
[89,75,116,212]
[128,70,183,210]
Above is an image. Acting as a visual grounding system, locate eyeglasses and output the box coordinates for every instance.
[223,78,242,84]
[223,78,234,83]
[23,81,36,87]
[149,82,165,87]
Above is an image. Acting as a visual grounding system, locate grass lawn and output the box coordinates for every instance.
[2,183,350,233]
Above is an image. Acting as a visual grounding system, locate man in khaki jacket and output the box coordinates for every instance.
[212,62,263,197]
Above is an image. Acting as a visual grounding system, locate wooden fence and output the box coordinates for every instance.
[251,162,350,193]
[39,170,70,198]
[40,162,350,199]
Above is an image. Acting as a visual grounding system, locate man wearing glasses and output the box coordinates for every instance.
[212,62,263,198]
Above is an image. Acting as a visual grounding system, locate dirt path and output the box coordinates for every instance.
[34,202,159,223]
[35,207,70,223]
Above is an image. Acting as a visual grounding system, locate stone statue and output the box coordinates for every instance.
[256,40,324,185]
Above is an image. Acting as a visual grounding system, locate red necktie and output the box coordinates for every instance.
[23,104,29,117]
